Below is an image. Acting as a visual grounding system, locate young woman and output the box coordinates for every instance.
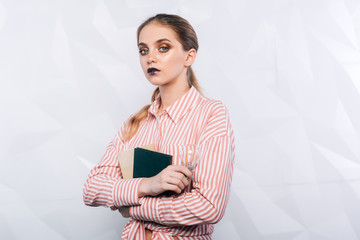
[83,14,235,240]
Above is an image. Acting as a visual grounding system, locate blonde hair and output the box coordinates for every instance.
[124,14,201,141]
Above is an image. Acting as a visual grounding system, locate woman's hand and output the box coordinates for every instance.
[138,165,192,197]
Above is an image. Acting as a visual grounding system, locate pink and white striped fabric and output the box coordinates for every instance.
[83,86,235,239]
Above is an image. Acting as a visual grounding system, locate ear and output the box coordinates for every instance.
[184,48,196,67]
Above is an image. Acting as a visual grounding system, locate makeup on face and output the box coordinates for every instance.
[139,39,173,77]
[138,23,189,88]
[147,67,160,75]
[138,38,172,56]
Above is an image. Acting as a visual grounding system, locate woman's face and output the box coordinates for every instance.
[138,22,192,88]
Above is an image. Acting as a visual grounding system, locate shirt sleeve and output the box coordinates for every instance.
[82,121,143,208]
[129,102,236,226]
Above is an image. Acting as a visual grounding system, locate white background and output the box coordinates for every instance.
[1,0,360,239]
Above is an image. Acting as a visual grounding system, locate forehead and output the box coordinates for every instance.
[138,22,180,44]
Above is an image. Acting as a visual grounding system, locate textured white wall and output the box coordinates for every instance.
[1,0,360,239]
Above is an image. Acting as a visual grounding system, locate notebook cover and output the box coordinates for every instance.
[133,148,172,178]
[118,144,154,179]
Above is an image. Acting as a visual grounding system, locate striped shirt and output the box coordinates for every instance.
[83,86,235,239]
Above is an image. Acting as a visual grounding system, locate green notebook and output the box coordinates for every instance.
[133,148,172,178]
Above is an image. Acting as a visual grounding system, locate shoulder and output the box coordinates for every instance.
[196,96,232,137]
[198,96,230,121]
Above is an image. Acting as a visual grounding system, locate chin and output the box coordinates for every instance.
[147,80,163,87]
[147,77,168,86]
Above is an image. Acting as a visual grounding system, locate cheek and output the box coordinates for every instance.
[163,52,185,70]
[140,57,147,70]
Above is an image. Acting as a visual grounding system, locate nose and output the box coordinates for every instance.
[147,50,157,64]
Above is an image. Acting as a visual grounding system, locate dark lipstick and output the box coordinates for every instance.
[147,68,160,75]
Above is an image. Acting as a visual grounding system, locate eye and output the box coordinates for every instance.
[159,45,169,52]
[139,48,148,55]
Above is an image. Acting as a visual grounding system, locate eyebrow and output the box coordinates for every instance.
[138,38,172,47]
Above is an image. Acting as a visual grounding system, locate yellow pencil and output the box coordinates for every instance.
[186,150,193,165]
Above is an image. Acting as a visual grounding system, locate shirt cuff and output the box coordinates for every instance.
[112,178,143,207]
[129,196,161,223]
[156,196,176,225]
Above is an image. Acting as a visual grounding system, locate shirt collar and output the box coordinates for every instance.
[148,86,201,124]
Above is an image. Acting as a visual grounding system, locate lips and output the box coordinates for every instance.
[147,68,160,75]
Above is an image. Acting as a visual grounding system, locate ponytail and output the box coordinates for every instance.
[123,88,159,141]
[187,67,202,95]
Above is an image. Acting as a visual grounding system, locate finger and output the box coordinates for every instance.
[166,176,185,190]
[168,165,193,178]
[179,166,193,179]
[168,170,186,180]
[163,182,182,194]
[169,171,190,185]
[181,175,190,186]
[168,171,191,187]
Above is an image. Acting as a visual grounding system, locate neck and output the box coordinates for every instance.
[158,80,190,112]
